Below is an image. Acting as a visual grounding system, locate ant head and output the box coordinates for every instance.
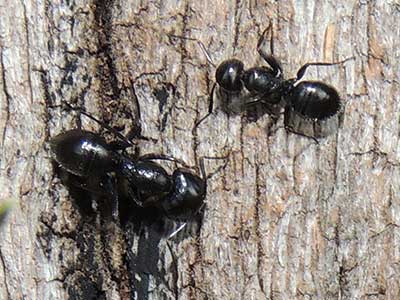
[161,168,206,221]
[215,59,244,93]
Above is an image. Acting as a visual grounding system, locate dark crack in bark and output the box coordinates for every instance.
[0,248,11,300]
[0,45,11,150]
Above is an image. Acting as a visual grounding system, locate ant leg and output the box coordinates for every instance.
[243,87,280,107]
[141,152,230,180]
[296,57,354,81]
[243,98,277,118]
[257,22,283,77]
[141,152,230,181]
[283,106,319,143]
[102,174,120,222]
[125,183,146,208]
[61,172,121,220]
[168,222,187,239]
[62,102,136,147]
[139,153,191,168]
[193,83,216,133]
[198,153,230,181]
[61,172,109,196]
[108,140,132,152]
[62,102,157,145]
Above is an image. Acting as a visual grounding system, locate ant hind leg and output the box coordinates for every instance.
[295,57,354,81]
[283,106,320,143]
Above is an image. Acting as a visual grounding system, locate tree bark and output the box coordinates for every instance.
[1,0,399,299]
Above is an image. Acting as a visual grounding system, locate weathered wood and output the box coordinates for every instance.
[1,0,400,299]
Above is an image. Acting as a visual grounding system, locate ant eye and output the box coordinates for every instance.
[215,59,244,93]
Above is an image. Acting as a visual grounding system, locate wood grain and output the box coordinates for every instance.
[1,0,399,299]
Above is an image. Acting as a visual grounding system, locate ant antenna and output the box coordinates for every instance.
[196,40,216,67]
[167,34,216,67]
[198,152,230,181]
[59,102,158,149]
[168,222,187,239]
[166,34,220,132]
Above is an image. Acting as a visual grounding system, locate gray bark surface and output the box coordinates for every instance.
[1,0,399,299]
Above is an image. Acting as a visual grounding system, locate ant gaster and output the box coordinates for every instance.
[50,128,173,216]
[50,104,220,235]
[195,23,352,138]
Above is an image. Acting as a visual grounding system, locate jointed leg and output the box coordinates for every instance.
[193,83,216,132]
[257,22,283,77]
[198,153,230,181]
[62,102,136,147]
[283,106,319,143]
[165,34,219,133]
[296,57,354,81]
[62,172,121,221]
[139,153,191,169]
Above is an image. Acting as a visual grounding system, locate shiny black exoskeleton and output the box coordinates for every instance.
[50,129,120,177]
[124,154,209,223]
[50,127,209,226]
[214,57,344,121]
[215,59,244,93]
[161,168,206,221]
[216,58,283,102]
[195,24,351,137]
[50,129,174,213]
[287,81,341,120]
[119,157,172,207]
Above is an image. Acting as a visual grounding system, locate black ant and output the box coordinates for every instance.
[193,24,352,139]
[50,104,227,237]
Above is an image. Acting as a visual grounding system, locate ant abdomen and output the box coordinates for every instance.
[50,129,119,177]
[288,81,341,120]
